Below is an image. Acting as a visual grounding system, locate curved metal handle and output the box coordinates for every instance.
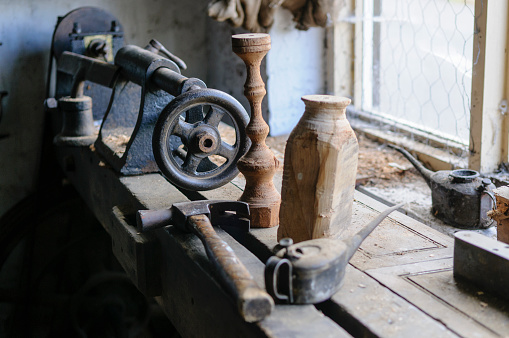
[483,190,497,209]
[265,256,293,303]
[480,181,497,228]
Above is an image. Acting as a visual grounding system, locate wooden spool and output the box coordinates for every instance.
[232,33,281,228]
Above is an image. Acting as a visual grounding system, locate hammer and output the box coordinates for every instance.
[137,200,274,322]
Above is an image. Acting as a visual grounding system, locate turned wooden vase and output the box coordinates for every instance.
[277,95,358,243]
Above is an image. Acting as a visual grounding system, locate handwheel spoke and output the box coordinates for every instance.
[186,106,203,123]
[217,141,236,161]
[173,118,194,141]
[182,153,202,174]
[154,88,249,190]
[204,106,225,127]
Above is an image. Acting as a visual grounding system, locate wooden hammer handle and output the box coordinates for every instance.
[187,214,274,322]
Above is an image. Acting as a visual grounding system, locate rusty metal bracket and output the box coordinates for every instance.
[93,45,186,175]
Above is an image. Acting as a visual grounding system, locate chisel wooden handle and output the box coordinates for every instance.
[187,214,274,322]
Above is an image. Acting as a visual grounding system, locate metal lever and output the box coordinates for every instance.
[146,39,187,70]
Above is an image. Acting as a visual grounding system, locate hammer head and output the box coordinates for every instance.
[172,200,250,232]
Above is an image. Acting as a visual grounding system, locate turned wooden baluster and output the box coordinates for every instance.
[232,33,280,228]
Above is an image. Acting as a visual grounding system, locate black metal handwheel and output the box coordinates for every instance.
[153,88,250,191]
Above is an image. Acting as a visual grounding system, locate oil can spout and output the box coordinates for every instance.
[345,202,406,261]
[388,145,434,188]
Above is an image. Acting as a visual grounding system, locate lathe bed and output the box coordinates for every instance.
[54,133,509,337]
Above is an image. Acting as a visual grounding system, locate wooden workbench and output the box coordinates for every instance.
[54,139,509,337]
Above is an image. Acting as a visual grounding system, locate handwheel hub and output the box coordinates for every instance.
[189,125,221,155]
[153,88,250,191]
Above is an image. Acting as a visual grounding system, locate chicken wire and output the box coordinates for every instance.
[357,0,476,146]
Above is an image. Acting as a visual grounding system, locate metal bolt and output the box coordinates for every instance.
[88,39,109,58]
[73,22,81,34]
[44,98,58,111]
[111,20,120,32]
[279,238,293,248]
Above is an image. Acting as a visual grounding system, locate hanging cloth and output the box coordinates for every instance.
[207,0,332,32]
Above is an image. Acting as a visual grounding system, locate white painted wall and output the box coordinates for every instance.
[267,9,326,136]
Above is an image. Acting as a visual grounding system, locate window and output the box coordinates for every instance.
[330,0,508,174]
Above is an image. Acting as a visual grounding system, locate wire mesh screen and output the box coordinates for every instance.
[360,0,475,146]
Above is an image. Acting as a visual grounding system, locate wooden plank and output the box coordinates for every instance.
[409,271,509,335]
[469,0,509,172]
[110,206,162,296]
[353,0,364,110]
[120,173,188,210]
[319,265,458,337]
[453,231,509,303]
[327,0,355,97]
[153,226,266,338]
[366,258,509,337]
[348,191,454,270]
[56,148,190,297]
[198,180,243,201]
[313,191,460,337]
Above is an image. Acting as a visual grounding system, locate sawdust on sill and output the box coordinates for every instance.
[266,133,424,187]
[103,134,130,146]
[267,133,436,227]
[352,134,435,227]
[102,134,130,155]
[355,133,425,187]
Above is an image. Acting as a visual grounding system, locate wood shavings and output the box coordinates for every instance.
[103,134,130,147]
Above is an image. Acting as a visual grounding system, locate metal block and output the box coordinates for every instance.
[453,231,509,300]
[52,7,124,120]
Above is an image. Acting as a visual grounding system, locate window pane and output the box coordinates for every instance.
[366,0,475,145]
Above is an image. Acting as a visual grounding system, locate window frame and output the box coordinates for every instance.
[328,0,509,173]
